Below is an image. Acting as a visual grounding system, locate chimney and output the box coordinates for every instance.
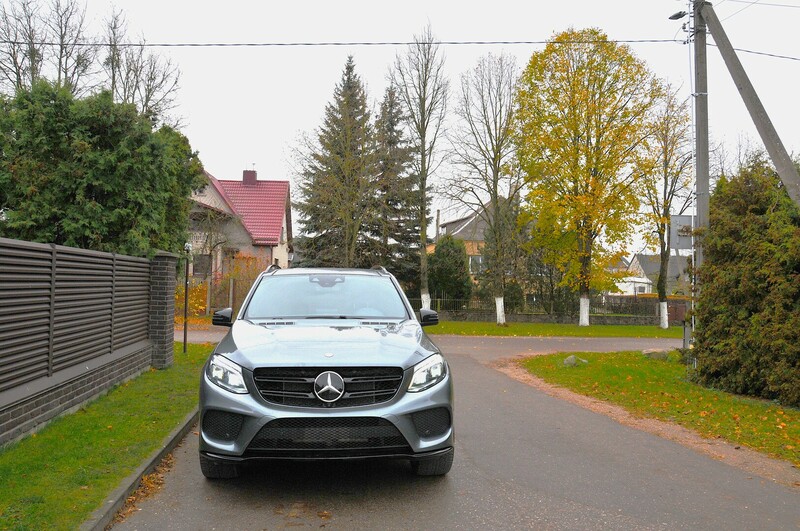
[243,169,257,186]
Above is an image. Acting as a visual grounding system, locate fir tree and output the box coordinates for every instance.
[365,86,419,286]
[295,56,376,267]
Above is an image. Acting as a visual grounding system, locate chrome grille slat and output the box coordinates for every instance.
[253,366,404,408]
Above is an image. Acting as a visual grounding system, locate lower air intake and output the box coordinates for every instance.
[245,417,411,458]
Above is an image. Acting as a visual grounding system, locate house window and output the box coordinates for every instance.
[193,254,212,277]
[469,255,485,275]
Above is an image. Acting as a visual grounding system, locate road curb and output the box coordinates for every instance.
[80,408,199,531]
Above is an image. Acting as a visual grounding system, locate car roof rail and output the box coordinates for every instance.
[265,264,281,273]
[370,265,389,275]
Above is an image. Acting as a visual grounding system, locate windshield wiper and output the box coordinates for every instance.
[303,315,352,319]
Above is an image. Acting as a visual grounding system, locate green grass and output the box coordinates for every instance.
[0,343,213,531]
[521,351,800,465]
[429,321,682,338]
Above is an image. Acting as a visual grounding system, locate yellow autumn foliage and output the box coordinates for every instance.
[515,27,662,295]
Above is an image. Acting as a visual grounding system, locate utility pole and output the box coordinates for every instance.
[693,1,710,273]
[699,2,800,207]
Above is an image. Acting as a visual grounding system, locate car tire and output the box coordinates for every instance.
[199,453,240,479]
[411,447,454,476]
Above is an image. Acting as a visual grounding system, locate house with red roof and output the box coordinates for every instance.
[190,169,293,277]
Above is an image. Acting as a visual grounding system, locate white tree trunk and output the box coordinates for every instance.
[421,291,432,311]
[660,301,669,329]
[495,297,506,326]
[579,296,590,326]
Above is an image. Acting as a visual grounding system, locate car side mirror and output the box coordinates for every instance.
[212,308,233,327]
[419,308,439,327]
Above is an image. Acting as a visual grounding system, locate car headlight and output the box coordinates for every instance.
[206,354,248,394]
[408,354,447,393]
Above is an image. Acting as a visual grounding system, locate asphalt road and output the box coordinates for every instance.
[117,334,799,530]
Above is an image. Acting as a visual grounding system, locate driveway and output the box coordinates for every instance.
[118,333,798,529]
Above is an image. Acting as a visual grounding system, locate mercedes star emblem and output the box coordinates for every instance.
[313,371,345,403]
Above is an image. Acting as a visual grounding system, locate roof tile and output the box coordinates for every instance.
[215,178,289,245]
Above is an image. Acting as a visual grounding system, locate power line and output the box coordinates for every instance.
[721,0,763,21]
[710,43,800,61]
[2,37,797,62]
[726,0,800,7]
[0,38,682,48]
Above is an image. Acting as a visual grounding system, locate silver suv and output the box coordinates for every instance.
[199,267,454,478]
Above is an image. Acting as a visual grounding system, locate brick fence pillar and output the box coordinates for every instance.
[149,251,178,369]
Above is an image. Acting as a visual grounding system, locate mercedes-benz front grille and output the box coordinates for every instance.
[252,367,404,407]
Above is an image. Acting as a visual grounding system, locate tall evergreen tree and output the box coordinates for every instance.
[364,86,419,286]
[295,57,376,267]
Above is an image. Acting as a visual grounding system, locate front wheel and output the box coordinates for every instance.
[411,448,454,476]
[199,453,240,479]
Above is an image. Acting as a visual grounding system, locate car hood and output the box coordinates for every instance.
[213,319,439,371]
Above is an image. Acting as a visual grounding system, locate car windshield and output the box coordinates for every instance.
[244,273,409,320]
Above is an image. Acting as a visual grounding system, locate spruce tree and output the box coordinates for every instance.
[364,86,420,286]
[295,57,376,267]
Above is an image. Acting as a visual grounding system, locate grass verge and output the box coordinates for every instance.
[430,321,682,339]
[0,343,213,531]
[521,351,799,465]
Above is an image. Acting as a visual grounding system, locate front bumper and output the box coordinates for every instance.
[201,446,454,464]
[199,367,454,460]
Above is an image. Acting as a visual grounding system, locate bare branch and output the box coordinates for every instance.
[47,0,96,95]
[0,0,46,92]
[390,24,449,304]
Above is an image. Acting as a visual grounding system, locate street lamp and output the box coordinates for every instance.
[183,242,192,353]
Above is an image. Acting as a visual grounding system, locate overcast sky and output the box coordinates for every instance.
[85,0,800,222]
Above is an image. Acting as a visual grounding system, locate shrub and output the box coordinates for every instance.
[175,279,208,317]
[428,235,472,300]
[694,154,800,407]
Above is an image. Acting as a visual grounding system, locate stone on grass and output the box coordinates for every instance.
[563,355,588,367]
[642,349,670,361]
